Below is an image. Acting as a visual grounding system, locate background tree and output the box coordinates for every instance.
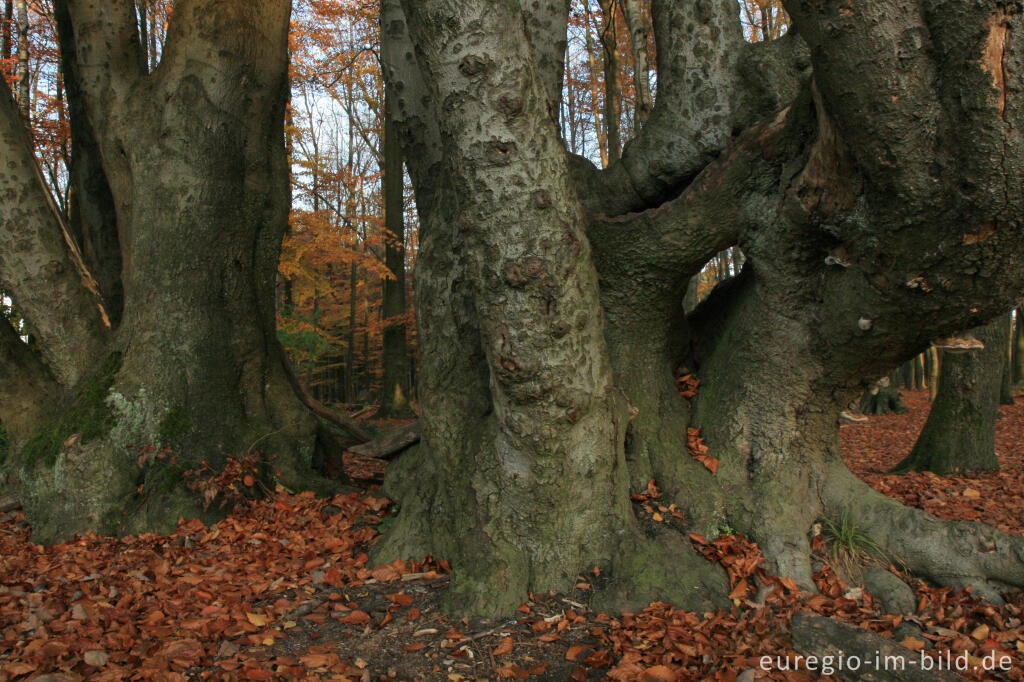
[375,0,1024,616]
[895,316,1010,474]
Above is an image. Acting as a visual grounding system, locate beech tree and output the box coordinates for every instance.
[373,0,1024,615]
[0,0,339,543]
[895,316,1009,474]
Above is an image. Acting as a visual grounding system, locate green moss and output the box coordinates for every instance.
[22,352,122,467]
[158,405,193,443]
[0,422,7,464]
[146,462,188,494]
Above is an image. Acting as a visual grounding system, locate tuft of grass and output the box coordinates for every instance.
[818,514,889,586]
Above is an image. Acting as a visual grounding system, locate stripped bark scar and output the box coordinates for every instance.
[981,9,1011,120]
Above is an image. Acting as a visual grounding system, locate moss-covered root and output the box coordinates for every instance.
[822,464,1024,604]
[592,529,731,615]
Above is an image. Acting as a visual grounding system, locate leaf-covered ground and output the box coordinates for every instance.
[1,392,1023,681]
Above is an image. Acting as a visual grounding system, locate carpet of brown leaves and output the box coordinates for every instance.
[0,393,1022,681]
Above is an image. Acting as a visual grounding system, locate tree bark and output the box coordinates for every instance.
[373,0,1024,618]
[597,0,621,163]
[376,81,412,418]
[620,0,653,131]
[1014,307,1024,385]
[894,316,1008,474]
[2,1,11,61]
[4,0,339,545]
[15,0,27,119]
[1000,313,1015,404]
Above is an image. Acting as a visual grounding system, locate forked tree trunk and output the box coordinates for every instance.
[894,316,1008,474]
[1,0,334,545]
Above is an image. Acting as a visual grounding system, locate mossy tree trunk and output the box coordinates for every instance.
[894,316,1009,474]
[0,0,336,545]
[374,0,1024,618]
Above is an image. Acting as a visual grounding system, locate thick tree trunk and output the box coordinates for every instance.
[374,0,1024,619]
[3,0,336,545]
[894,317,1008,474]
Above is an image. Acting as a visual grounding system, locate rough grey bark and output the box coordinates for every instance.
[372,0,1024,618]
[894,317,1008,474]
[370,0,1024,614]
[2,0,340,544]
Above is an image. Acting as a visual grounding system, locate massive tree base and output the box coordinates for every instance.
[4,347,346,545]
[375,363,1024,617]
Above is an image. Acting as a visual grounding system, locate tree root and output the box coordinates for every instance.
[821,463,1024,604]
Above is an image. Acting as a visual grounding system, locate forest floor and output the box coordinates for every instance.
[2,391,1024,681]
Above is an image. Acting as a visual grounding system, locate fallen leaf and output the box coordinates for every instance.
[493,636,514,656]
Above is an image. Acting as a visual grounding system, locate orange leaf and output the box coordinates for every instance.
[566,645,586,661]
[341,610,370,625]
[386,592,413,606]
[493,636,514,656]
[728,579,749,600]
[642,665,678,682]
[243,475,255,486]
[403,642,426,652]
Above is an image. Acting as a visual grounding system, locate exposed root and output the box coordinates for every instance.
[821,463,1024,603]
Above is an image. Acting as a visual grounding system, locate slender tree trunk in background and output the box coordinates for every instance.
[894,317,1008,474]
[620,0,652,131]
[582,2,608,166]
[15,0,27,120]
[1014,307,1024,385]
[1000,313,1015,404]
[2,1,12,61]
[148,3,157,70]
[927,347,940,401]
[377,82,412,418]
[138,0,149,72]
[598,0,621,162]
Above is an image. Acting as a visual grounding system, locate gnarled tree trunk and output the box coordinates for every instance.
[375,0,1024,618]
